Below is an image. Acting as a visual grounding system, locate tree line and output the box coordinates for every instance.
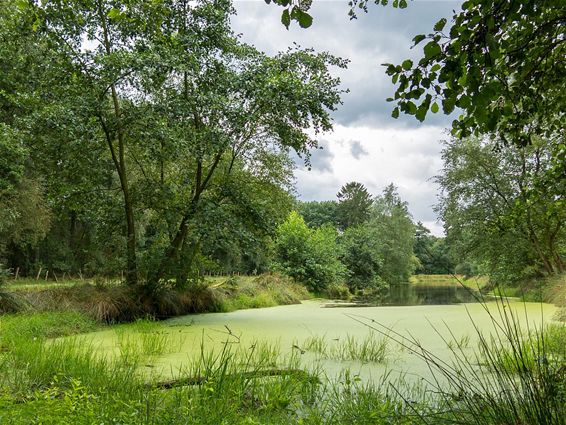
[0,0,346,292]
[2,0,563,296]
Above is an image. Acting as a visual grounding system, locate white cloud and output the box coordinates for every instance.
[231,1,461,236]
[294,124,446,235]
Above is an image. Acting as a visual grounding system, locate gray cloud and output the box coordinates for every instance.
[308,142,334,172]
[230,1,461,235]
[291,140,334,172]
[232,1,461,129]
[350,140,368,159]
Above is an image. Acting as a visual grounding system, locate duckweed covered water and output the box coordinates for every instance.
[77,299,558,384]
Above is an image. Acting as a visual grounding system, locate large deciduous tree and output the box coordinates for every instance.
[4,0,345,290]
[437,137,566,283]
[339,223,384,292]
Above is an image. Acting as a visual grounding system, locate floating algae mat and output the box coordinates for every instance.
[75,300,558,383]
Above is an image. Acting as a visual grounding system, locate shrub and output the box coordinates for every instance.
[273,212,346,292]
[325,283,351,300]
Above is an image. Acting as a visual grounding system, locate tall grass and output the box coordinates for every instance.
[346,297,566,424]
[5,272,309,323]
[301,333,391,364]
[0,317,408,424]
[215,273,310,312]
[1,293,563,423]
[301,370,429,424]
[0,314,325,424]
[0,265,27,313]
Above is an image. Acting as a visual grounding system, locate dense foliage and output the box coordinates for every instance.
[414,222,455,275]
[437,137,565,284]
[288,183,417,292]
[0,0,345,290]
[339,224,384,292]
[3,0,562,306]
[273,211,346,292]
[298,200,338,228]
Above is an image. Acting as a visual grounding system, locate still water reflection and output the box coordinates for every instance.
[384,284,485,305]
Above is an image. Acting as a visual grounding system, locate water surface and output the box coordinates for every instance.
[80,299,557,384]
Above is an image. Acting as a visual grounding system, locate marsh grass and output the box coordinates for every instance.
[346,296,566,425]
[215,273,310,312]
[1,286,563,424]
[0,314,322,424]
[411,274,488,289]
[3,273,308,323]
[0,313,413,424]
[301,333,390,364]
[300,370,430,425]
[113,319,189,362]
[446,334,470,350]
[0,311,99,344]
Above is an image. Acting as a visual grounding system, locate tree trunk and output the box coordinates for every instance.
[529,234,554,275]
[123,185,137,285]
[98,2,137,286]
[149,207,193,286]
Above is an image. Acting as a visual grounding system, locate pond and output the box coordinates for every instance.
[78,296,558,385]
[382,283,486,305]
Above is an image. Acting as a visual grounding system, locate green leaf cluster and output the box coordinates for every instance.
[384,0,565,144]
[273,211,346,292]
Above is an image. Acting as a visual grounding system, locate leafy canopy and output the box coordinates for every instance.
[384,0,565,146]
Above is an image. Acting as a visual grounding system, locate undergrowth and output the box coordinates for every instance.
[1,274,564,423]
[345,297,566,424]
[2,273,308,323]
[1,315,408,424]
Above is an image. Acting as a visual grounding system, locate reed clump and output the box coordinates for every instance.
[301,333,391,364]
[345,297,566,425]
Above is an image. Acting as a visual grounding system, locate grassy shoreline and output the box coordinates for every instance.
[1,273,310,323]
[1,273,565,423]
[0,301,564,424]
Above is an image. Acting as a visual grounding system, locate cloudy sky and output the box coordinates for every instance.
[231,0,462,235]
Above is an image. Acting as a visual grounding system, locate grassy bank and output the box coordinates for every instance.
[1,273,310,323]
[486,273,566,321]
[0,311,405,424]
[410,274,489,289]
[0,305,564,424]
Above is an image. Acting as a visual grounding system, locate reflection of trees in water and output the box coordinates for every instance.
[386,284,480,306]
